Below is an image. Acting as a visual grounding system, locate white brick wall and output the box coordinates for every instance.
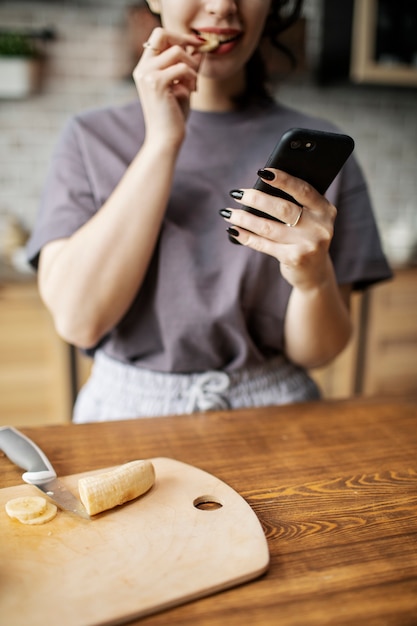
[0,1,137,229]
[1,0,417,258]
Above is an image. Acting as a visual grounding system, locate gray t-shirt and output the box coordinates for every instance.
[27,100,392,373]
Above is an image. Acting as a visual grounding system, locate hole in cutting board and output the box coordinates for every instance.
[193,495,223,511]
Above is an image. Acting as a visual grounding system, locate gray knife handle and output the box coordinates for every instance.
[0,426,56,482]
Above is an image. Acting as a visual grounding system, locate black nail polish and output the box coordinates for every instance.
[229,189,244,200]
[227,227,239,238]
[219,208,232,218]
[257,168,275,181]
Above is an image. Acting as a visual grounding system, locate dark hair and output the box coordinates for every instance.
[242,0,304,107]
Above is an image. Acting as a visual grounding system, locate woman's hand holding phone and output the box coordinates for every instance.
[221,128,354,292]
[224,168,338,292]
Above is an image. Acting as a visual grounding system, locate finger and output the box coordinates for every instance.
[137,62,199,96]
[166,63,200,93]
[226,224,289,259]
[229,188,306,228]
[136,43,202,90]
[223,208,298,244]
[257,168,327,212]
[154,44,202,74]
[142,27,202,57]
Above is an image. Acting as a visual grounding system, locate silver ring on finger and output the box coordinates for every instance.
[286,206,303,228]
[143,41,161,54]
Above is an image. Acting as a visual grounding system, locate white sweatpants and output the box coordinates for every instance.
[73,350,320,423]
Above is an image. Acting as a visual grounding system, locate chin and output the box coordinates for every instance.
[200,58,241,82]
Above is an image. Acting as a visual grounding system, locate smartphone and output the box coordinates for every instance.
[241,127,355,221]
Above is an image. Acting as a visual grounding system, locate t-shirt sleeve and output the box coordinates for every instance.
[26,117,98,269]
[327,153,392,290]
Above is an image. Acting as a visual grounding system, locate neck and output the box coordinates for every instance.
[191,73,246,112]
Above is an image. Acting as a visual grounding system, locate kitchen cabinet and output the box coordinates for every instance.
[0,280,72,426]
[311,268,417,398]
[350,0,417,87]
[318,0,417,87]
[359,267,417,395]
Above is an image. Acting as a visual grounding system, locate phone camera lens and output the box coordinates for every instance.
[290,140,301,149]
[305,141,316,151]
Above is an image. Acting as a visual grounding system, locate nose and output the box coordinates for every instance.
[204,0,238,17]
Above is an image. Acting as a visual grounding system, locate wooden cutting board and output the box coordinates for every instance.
[0,457,269,626]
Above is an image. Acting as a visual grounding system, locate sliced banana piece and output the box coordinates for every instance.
[5,496,57,525]
[20,502,58,525]
[198,33,220,52]
[5,495,47,520]
[78,459,155,516]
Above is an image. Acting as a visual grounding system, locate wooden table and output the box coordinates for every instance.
[1,396,417,626]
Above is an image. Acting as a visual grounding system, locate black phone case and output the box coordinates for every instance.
[241,127,355,221]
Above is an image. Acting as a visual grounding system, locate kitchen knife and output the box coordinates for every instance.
[0,426,90,519]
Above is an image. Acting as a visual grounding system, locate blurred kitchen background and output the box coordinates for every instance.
[1,0,416,426]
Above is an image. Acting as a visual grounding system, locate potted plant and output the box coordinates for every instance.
[0,32,43,98]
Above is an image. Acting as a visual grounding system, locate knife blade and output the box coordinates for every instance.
[0,426,90,519]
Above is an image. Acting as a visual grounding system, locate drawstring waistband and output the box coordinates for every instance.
[186,371,231,413]
[73,350,320,423]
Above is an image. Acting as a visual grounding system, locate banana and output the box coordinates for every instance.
[5,496,46,520]
[198,33,220,52]
[5,496,57,525]
[20,503,57,525]
[78,459,155,516]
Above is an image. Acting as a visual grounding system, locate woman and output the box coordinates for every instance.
[27,0,391,421]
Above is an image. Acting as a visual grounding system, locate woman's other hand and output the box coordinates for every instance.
[133,27,202,148]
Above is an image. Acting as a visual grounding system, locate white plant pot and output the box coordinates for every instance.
[0,58,42,98]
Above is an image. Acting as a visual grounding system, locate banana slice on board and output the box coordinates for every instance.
[78,459,155,516]
[5,496,57,525]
